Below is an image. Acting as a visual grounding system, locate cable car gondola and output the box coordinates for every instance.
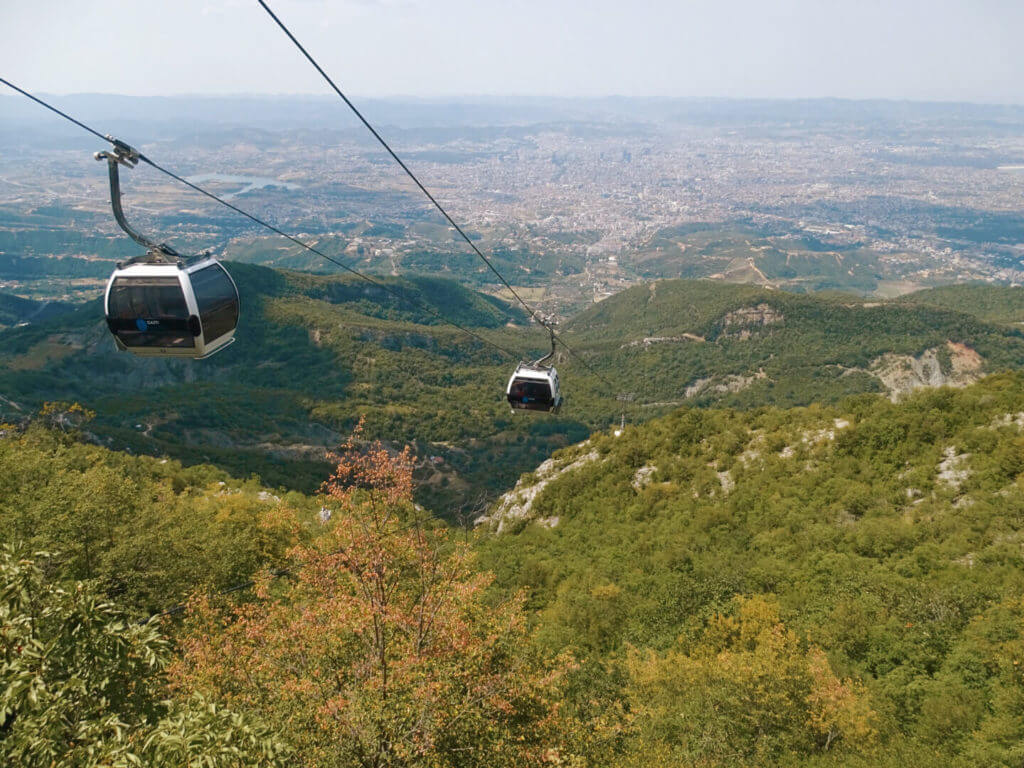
[506,323,562,413]
[506,363,562,413]
[104,256,238,358]
[96,141,239,359]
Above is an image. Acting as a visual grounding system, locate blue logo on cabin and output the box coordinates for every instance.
[135,318,148,332]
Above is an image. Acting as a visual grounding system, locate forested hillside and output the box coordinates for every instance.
[0,263,584,509]
[0,412,314,614]
[897,283,1024,325]
[0,290,73,329]
[4,273,1024,511]
[478,374,1024,765]
[567,280,1024,409]
[0,413,575,767]
[7,377,1024,765]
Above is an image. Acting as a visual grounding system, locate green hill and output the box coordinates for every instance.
[0,263,582,507]
[478,374,1024,764]
[0,417,315,615]
[0,290,74,329]
[562,279,1024,412]
[7,274,1024,512]
[7,363,1024,763]
[897,283,1024,325]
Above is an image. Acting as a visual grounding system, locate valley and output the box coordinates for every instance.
[4,272,1024,512]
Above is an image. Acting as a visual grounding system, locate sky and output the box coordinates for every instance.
[1,0,1022,103]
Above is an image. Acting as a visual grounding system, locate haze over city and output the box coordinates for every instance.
[3,0,1023,102]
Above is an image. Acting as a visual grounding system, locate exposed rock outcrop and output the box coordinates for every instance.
[621,334,704,349]
[990,412,1024,430]
[478,447,600,533]
[685,369,768,399]
[778,419,851,458]
[869,341,983,401]
[720,304,783,339]
[632,464,657,491]
[937,446,971,489]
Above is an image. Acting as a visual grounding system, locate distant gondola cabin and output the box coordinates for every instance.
[506,363,562,413]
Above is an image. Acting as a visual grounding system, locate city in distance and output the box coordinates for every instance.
[3,95,1024,309]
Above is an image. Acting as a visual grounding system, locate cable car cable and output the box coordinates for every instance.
[1,75,624,409]
[254,0,623,394]
[133,154,523,359]
[0,77,112,144]
[0,77,522,362]
[255,0,536,319]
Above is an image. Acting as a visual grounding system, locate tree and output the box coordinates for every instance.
[0,421,300,614]
[0,545,287,767]
[623,596,877,765]
[172,426,573,767]
[945,596,1024,767]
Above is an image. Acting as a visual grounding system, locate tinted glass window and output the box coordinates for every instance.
[108,276,194,348]
[191,264,238,342]
[509,379,553,402]
[108,277,188,319]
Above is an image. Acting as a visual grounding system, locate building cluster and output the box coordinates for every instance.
[2,113,1023,309]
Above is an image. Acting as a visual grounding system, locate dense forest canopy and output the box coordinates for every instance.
[5,374,1024,765]
[478,373,1024,765]
[4,274,1024,512]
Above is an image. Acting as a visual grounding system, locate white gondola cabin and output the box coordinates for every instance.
[104,256,239,358]
[94,141,240,359]
[506,362,562,413]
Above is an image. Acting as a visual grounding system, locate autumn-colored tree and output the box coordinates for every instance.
[622,596,877,766]
[805,647,876,751]
[173,425,573,768]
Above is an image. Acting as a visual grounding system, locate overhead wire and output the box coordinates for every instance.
[0,77,523,362]
[134,154,523,359]
[1,71,629,405]
[1,60,644,620]
[254,0,622,394]
[0,77,517,624]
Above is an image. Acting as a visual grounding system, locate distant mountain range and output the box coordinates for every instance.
[4,93,1024,150]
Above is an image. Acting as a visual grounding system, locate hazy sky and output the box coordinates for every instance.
[2,0,1022,103]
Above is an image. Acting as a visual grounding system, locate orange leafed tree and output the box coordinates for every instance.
[172,423,572,768]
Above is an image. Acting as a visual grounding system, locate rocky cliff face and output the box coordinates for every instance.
[679,340,986,403]
[719,303,784,339]
[477,444,599,533]
[869,341,983,400]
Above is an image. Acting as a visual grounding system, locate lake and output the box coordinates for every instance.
[184,173,300,200]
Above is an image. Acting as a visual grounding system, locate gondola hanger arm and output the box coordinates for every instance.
[532,316,557,368]
[95,138,179,261]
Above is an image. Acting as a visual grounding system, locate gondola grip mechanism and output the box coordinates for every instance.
[95,139,178,262]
